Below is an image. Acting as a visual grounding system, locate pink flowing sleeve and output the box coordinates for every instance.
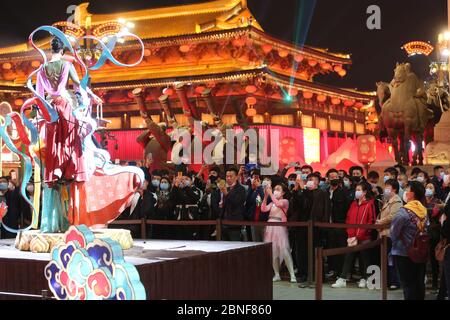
[270,198,289,211]
[35,70,45,98]
[261,200,273,213]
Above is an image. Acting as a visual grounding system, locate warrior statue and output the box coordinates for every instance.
[376,63,434,165]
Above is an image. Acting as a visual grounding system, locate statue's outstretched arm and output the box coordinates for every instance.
[69,64,102,104]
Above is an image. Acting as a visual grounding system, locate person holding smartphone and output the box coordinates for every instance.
[425,183,444,291]
[262,183,296,283]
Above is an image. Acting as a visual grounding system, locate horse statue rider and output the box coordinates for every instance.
[376,62,448,166]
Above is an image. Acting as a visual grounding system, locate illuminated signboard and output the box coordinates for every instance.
[402,41,434,57]
[303,128,321,164]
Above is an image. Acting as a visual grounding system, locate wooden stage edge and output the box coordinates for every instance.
[0,240,273,300]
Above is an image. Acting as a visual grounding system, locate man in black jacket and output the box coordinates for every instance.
[220,167,246,241]
[325,169,352,279]
[172,173,202,240]
[293,173,331,284]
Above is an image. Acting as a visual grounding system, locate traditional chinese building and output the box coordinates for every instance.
[0,0,377,165]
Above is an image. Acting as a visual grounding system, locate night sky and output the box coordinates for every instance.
[0,0,447,91]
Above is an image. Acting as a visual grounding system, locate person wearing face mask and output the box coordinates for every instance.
[390,181,428,300]
[424,183,443,291]
[342,175,352,189]
[410,167,422,181]
[338,170,348,179]
[262,183,296,283]
[367,171,383,215]
[344,166,365,209]
[152,177,175,239]
[245,170,269,242]
[430,166,446,201]
[299,165,313,183]
[397,174,409,201]
[325,169,352,280]
[416,171,429,187]
[172,172,202,240]
[332,182,377,289]
[15,181,39,230]
[383,167,399,184]
[296,173,330,285]
[0,176,20,239]
[220,167,247,241]
[148,170,162,193]
[376,179,403,290]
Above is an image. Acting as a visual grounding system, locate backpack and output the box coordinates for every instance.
[402,209,429,264]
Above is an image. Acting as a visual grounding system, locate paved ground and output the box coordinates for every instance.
[273,281,439,300]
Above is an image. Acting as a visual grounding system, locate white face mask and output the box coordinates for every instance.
[306,181,316,190]
[445,175,450,184]
[273,190,282,199]
[403,191,409,203]
[355,190,363,200]
[416,176,425,183]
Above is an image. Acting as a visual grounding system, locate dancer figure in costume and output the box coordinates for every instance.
[37,37,102,186]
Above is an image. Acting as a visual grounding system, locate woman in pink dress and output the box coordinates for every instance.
[262,183,296,283]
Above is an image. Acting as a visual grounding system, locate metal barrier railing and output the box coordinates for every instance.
[315,236,388,300]
[110,218,389,291]
[0,290,54,300]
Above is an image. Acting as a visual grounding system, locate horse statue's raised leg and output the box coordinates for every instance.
[413,132,425,166]
[388,128,402,165]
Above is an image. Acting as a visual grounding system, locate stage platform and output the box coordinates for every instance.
[0,239,272,300]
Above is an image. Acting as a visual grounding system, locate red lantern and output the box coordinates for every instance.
[195,86,206,94]
[262,44,273,54]
[357,135,377,164]
[14,98,24,106]
[31,60,41,68]
[179,45,190,53]
[246,96,257,106]
[355,102,364,109]
[331,98,341,105]
[144,49,151,57]
[294,54,304,63]
[317,94,327,103]
[368,114,376,121]
[278,50,289,58]
[334,65,343,72]
[320,63,332,71]
[308,59,318,67]
[303,91,313,99]
[163,87,174,96]
[288,88,298,96]
[338,69,347,77]
[2,63,12,70]
[245,85,257,94]
[344,100,355,107]
[246,107,257,117]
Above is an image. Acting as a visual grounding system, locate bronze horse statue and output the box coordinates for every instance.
[376,63,436,166]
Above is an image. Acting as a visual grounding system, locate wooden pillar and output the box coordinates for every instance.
[323,130,329,160]
[264,112,271,124]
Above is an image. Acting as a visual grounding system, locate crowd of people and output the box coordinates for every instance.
[1,161,450,300]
